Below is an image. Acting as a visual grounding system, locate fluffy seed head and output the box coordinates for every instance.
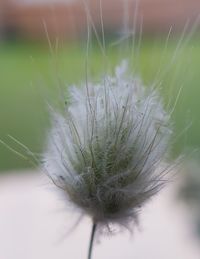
[44,61,172,231]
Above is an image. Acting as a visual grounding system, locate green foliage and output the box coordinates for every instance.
[0,39,200,171]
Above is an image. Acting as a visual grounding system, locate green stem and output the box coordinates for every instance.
[88,222,97,259]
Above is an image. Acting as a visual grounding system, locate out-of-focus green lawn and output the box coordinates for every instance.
[0,39,200,171]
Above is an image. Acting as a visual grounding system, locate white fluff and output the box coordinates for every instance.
[43,61,172,232]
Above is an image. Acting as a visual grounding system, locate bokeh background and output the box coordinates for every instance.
[1,0,200,258]
[1,0,200,171]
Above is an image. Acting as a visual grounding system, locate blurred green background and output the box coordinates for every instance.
[1,0,200,172]
[0,37,200,172]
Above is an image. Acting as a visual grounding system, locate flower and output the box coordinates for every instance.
[43,60,172,232]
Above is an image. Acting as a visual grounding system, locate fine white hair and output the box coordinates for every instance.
[43,60,172,232]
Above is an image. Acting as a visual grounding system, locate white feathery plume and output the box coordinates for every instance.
[43,60,172,234]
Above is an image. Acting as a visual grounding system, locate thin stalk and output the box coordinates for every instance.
[88,222,97,259]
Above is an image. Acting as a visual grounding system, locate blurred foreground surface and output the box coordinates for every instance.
[0,171,200,259]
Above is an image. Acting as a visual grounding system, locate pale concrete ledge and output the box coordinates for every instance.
[0,171,200,259]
